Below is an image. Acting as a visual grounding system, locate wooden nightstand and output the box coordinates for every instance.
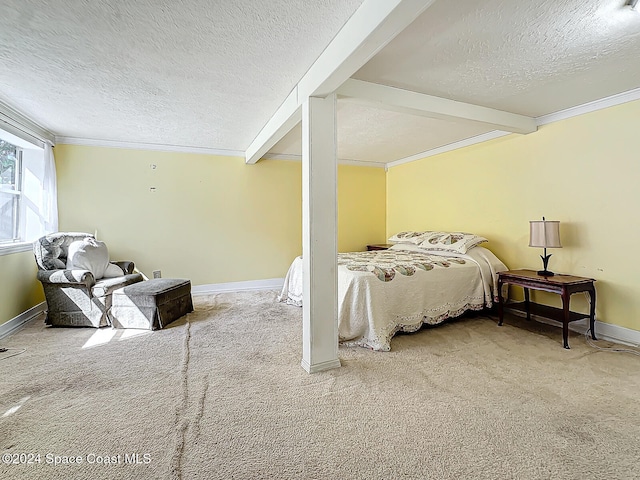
[497,269,596,349]
[366,244,394,251]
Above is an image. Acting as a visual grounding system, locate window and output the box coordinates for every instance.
[0,139,22,243]
[0,127,56,255]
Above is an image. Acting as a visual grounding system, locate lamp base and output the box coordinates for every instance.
[537,270,555,277]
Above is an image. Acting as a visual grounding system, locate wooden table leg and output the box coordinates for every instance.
[561,288,571,349]
[498,278,504,326]
[589,285,597,340]
[524,288,530,320]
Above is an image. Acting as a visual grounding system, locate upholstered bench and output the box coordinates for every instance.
[110,278,193,330]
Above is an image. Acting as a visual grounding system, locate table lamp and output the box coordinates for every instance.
[529,217,561,276]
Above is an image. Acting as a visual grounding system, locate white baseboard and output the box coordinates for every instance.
[0,302,46,340]
[1,279,285,339]
[509,310,640,348]
[191,278,284,296]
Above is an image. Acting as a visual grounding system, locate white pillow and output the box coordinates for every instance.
[388,231,432,245]
[418,232,488,254]
[66,238,110,279]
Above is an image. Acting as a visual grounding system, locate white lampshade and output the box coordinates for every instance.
[529,220,561,248]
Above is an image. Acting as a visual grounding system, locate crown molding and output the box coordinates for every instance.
[0,101,55,146]
[338,158,388,168]
[55,136,245,158]
[55,136,382,168]
[386,87,640,168]
[536,87,640,126]
[386,131,511,168]
[261,153,303,162]
[263,152,386,168]
[45,86,640,167]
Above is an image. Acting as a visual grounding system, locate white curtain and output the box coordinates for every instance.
[42,141,58,233]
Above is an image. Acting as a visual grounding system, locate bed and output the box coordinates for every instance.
[278,231,508,351]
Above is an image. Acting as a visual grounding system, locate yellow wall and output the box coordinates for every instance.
[338,164,387,251]
[0,251,44,326]
[10,101,636,333]
[54,145,386,287]
[387,99,640,332]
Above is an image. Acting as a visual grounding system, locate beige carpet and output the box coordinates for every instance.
[1,290,639,480]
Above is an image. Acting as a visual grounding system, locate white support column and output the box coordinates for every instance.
[301,93,340,374]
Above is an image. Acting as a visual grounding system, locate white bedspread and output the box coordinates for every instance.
[278,245,507,351]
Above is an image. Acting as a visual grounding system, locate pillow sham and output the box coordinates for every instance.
[417,232,488,254]
[66,238,110,279]
[387,231,432,245]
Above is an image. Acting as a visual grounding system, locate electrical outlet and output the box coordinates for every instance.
[153,270,162,279]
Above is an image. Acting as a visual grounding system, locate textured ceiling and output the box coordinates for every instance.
[354,0,640,117]
[1,0,639,164]
[0,0,363,151]
[272,0,640,164]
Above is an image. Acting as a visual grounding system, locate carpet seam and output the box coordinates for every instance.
[170,319,191,480]
[192,374,209,442]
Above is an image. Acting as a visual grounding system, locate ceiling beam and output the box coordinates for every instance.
[245,89,301,165]
[337,79,538,135]
[245,0,437,164]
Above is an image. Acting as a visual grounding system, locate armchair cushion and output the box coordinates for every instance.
[92,273,144,297]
